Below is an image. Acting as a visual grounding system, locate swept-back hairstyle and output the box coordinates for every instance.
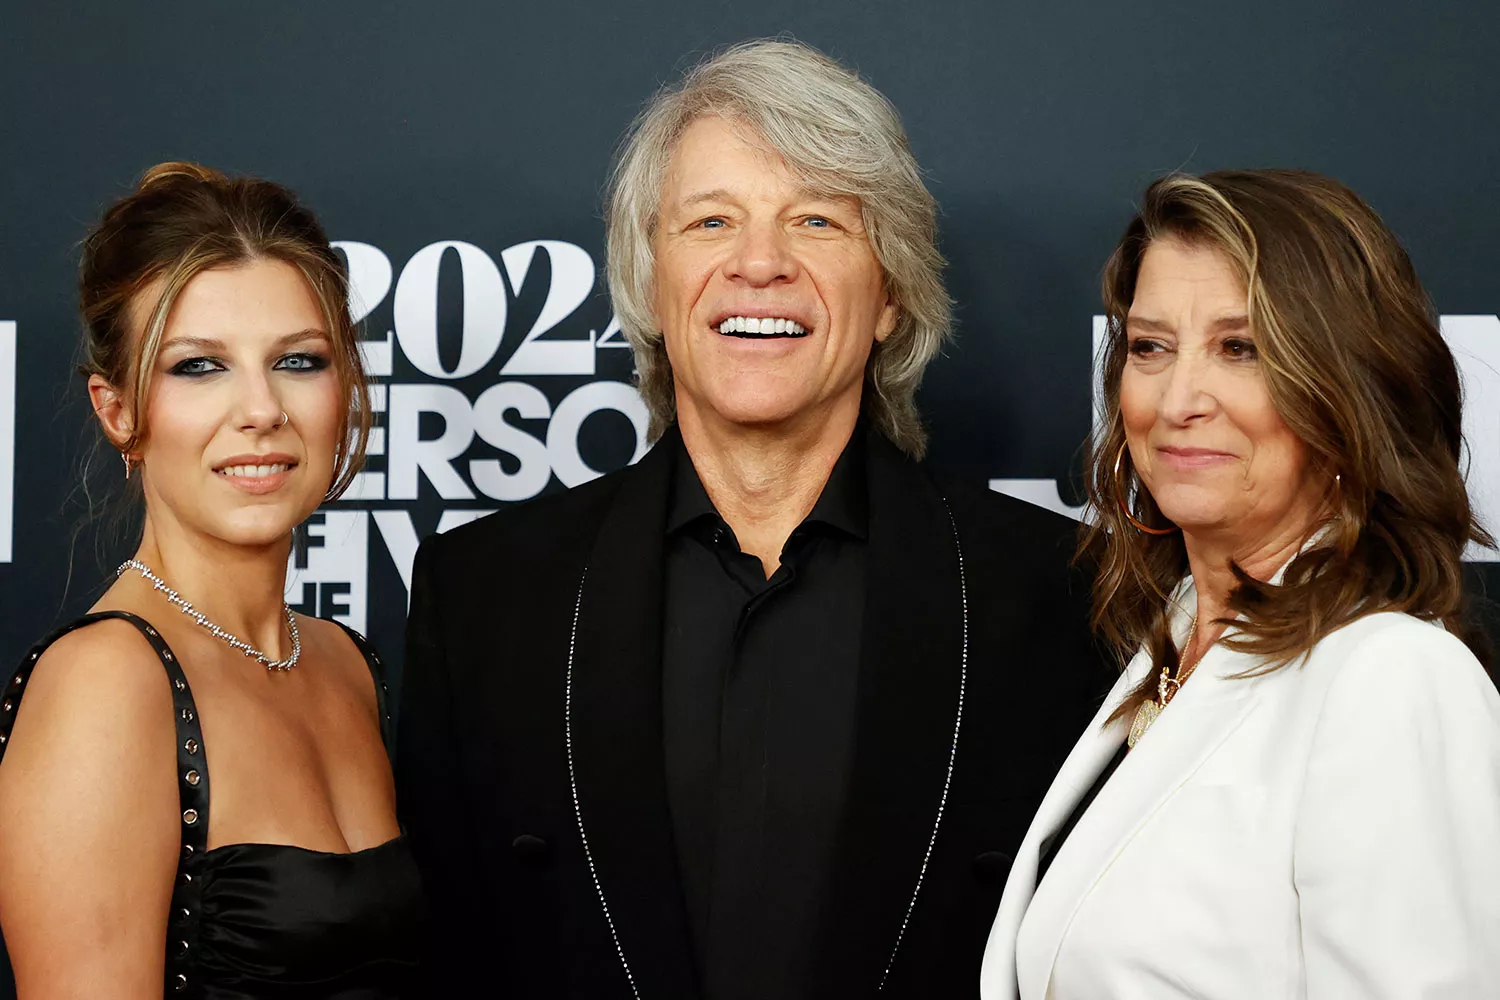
[604,38,949,457]
[1084,169,1492,718]
[79,161,370,501]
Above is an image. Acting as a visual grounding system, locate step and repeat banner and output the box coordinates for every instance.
[3,2,1497,695]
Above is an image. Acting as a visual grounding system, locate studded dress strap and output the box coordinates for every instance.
[331,621,394,752]
[1,611,208,997]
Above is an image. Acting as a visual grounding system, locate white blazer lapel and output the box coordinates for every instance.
[1017,637,1262,999]
[979,658,1146,999]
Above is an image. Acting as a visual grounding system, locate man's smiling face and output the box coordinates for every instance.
[652,115,897,434]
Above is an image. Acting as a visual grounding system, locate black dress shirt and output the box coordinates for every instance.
[661,431,867,1000]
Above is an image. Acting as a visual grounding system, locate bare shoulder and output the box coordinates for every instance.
[295,614,384,699]
[0,617,180,991]
[15,618,177,738]
[1,616,179,801]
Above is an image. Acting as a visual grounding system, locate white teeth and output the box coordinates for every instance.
[716,316,808,336]
[219,464,290,478]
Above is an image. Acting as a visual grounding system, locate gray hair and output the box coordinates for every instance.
[604,38,950,458]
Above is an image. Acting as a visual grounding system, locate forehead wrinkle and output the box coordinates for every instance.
[668,118,853,199]
[1126,313,1250,336]
[675,181,857,209]
[1125,315,1174,333]
[673,187,737,211]
[793,181,863,211]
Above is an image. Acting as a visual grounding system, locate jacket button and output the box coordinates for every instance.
[972,850,1012,887]
[512,834,550,867]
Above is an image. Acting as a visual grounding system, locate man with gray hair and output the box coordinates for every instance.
[398,39,1104,999]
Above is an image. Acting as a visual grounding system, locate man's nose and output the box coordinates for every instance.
[724,219,798,286]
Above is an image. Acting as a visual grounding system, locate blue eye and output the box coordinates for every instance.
[697,217,726,230]
[169,357,224,377]
[804,216,831,228]
[275,353,330,372]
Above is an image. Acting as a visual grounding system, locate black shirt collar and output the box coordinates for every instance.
[666,425,869,542]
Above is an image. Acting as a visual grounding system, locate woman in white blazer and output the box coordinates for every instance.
[982,169,1500,999]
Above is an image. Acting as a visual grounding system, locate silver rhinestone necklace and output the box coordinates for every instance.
[117,559,301,671]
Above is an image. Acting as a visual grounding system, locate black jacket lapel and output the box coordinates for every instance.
[808,428,967,994]
[568,429,702,999]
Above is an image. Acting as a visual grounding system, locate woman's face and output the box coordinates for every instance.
[124,259,343,550]
[1119,237,1323,547]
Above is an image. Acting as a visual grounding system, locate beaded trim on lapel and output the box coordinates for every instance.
[562,497,969,997]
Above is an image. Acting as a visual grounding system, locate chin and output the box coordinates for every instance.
[699,388,816,429]
[213,508,312,549]
[1149,485,1237,532]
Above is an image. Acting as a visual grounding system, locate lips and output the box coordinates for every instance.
[712,313,811,339]
[212,453,299,494]
[1158,446,1233,458]
[1156,446,1236,468]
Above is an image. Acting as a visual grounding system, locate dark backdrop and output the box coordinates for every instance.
[3,0,1497,697]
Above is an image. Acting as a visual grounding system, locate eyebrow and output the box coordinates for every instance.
[675,188,736,210]
[1125,315,1250,334]
[672,185,857,211]
[160,329,330,352]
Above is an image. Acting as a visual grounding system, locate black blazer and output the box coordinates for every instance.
[396,425,1110,999]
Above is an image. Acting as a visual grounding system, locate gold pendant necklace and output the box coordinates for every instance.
[1126,613,1199,749]
[1126,697,1160,749]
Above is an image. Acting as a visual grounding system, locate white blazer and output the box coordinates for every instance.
[980,580,1500,1000]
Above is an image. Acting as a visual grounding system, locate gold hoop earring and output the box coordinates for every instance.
[1113,442,1177,536]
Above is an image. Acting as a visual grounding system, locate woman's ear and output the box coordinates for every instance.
[88,374,135,453]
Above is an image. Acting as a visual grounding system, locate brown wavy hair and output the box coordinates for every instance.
[79,161,370,501]
[1083,169,1493,720]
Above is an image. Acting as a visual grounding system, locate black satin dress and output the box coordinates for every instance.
[0,611,425,999]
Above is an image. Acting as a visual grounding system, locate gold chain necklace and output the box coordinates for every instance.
[1126,613,1200,749]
